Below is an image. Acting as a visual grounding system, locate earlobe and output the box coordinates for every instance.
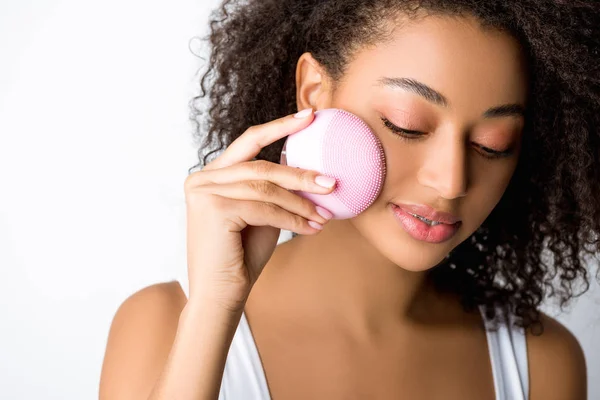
[295,52,331,111]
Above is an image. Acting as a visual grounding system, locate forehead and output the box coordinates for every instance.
[338,14,528,111]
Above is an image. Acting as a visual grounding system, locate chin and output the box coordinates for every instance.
[354,226,450,272]
[393,250,450,272]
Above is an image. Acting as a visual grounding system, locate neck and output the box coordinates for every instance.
[261,219,456,340]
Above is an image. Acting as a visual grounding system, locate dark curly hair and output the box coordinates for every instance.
[188,0,600,333]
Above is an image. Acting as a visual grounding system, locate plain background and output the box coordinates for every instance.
[0,0,598,398]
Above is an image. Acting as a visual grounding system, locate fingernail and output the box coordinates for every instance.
[308,220,323,230]
[315,175,336,188]
[315,206,333,220]
[294,108,313,119]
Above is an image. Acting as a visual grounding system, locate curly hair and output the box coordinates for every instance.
[188,0,600,333]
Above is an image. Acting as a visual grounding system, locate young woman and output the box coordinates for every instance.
[100,1,599,399]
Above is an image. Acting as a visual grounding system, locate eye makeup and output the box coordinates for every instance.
[379,116,519,160]
[382,107,434,133]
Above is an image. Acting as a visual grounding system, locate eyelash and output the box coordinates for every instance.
[380,117,514,160]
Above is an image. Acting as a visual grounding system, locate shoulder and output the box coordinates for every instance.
[99,281,188,399]
[526,310,587,400]
[113,280,187,316]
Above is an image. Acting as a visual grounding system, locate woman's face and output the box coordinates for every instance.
[306,14,528,271]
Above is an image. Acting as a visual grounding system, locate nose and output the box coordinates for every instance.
[417,136,468,199]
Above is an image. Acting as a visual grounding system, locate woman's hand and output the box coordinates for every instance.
[183,108,336,313]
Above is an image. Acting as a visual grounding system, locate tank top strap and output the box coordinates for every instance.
[218,312,271,399]
[479,304,529,400]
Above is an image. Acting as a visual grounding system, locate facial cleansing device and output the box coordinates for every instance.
[279,108,386,219]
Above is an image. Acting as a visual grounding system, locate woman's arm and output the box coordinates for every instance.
[99,281,242,400]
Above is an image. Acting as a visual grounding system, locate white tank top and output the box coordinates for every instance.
[179,282,529,400]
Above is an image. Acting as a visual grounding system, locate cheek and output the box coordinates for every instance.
[468,162,518,221]
[376,147,421,200]
[381,137,422,175]
[384,144,421,176]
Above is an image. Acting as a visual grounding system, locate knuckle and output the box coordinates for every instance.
[185,188,209,206]
[299,197,317,213]
[251,159,273,176]
[184,173,197,192]
[297,168,314,185]
[257,201,279,220]
[272,117,286,131]
[245,125,259,137]
[293,214,307,231]
[260,201,277,215]
[203,193,228,212]
[248,180,276,197]
[184,171,207,192]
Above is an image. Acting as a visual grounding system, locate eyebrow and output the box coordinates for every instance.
[376,77,525,118]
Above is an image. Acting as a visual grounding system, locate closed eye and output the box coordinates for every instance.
[379,116,515,160]
[380,117,424,137]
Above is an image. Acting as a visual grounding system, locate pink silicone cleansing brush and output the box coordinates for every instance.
[279,108,386,219]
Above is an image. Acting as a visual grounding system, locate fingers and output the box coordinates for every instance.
[182,107,335,236]
[201,194,327,235]
[187,160,336,196]
[202,108,315,171]
[195,180,332,226]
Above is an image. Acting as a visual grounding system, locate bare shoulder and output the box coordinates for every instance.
[527,310,587,400]
[99,281,188,400]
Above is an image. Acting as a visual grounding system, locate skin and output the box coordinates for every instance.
[100,14,587,400]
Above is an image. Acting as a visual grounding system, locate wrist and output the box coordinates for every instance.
[180,295,246,330]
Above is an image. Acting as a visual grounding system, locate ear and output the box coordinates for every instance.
[295,52,333,111]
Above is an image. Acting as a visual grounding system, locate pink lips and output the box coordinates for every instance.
[393,203,461,225]
[391,204,461,243]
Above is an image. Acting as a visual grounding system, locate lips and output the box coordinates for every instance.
[392,203,461,225]
[391,204,461,243]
